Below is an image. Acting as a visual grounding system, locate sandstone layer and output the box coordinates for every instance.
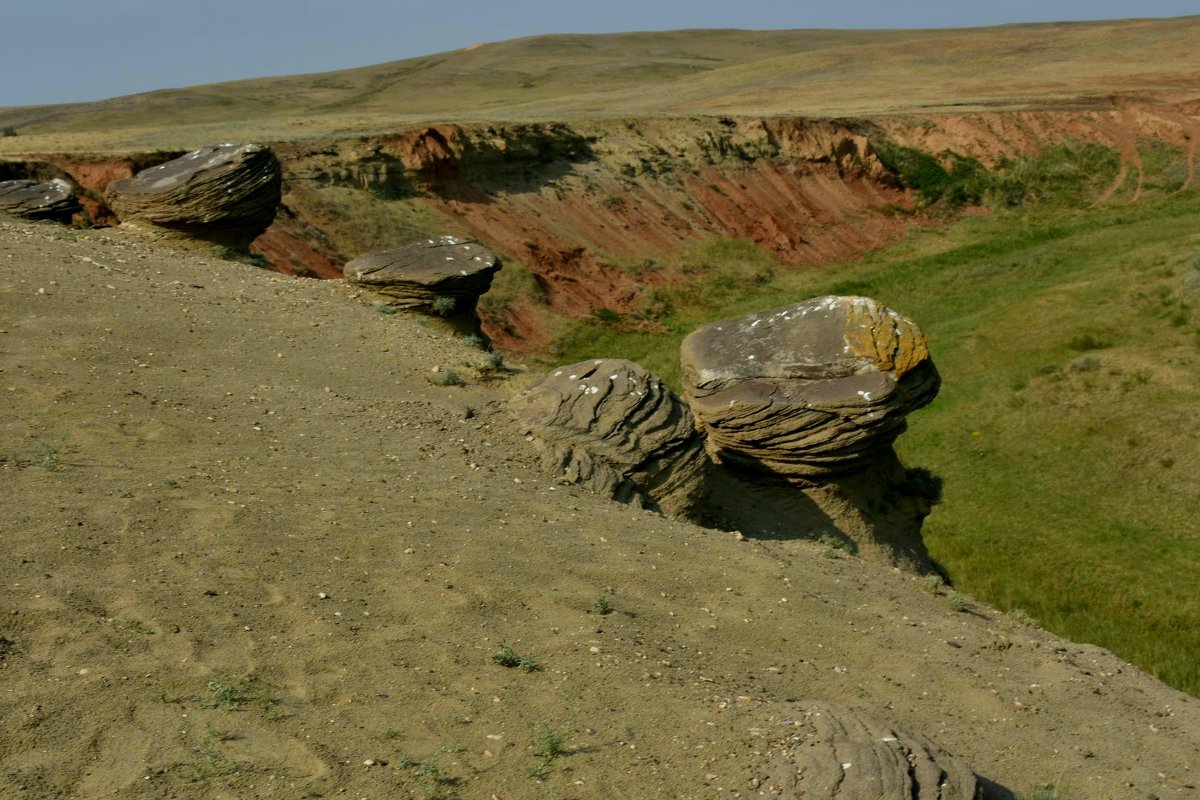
[106,143,281,248]
[509,358,708,518]
[758,701,983,800]
[0,178,80,222]
[342,236,500,312]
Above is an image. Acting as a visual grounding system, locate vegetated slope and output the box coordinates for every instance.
[534,143,1200,698]
[2,16,1199,151]
[3,220,1199,800]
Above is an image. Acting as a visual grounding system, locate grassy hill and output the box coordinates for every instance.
[544,146,1200,695]
[2,16,1199,152]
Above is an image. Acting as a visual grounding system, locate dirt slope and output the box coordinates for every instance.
[2,220,1198,799]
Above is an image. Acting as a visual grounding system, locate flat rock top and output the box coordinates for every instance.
[680,295,940,479]
[682,295,930,398]
[121,143,272,194]
[0,178,78,216]
[343,236,498,285]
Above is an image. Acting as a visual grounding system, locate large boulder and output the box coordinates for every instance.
[681,295,939,482]
[681,296,942,571]
[509,358,708,519]
[342,236,501,312]
[755,701,984,799]
[106,143,281,248]
[0,178,80,223]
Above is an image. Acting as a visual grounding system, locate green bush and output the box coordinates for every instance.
[900,467,944,505]
[1000,140,1121,206]
[491,644,539,672]
[874,144,997,208]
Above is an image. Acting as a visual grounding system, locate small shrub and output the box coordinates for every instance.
[206,678,242,709]
[1,126,16,137]
[920,574,944,595]
[375,302,397,315]
[900,466,944,505]
[1009,608,1038,626]
[819,533,854,559]
[482,351,504,372]
[527,724,569,777]
[35,439,77,471]
[430,296,457,316]
[1068,354,1101,373]
[430,370,464,387]
[491,644,539,672]
[460,333,483,348]
[591,595,613,616]
[945,591,969,612]
[205,673,278,713]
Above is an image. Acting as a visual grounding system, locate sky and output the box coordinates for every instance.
[1,0,1196,106]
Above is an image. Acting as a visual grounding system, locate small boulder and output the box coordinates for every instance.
[757,701,984,800]
[343,236,501,312]
[106,143,281,247]
[0,178,80,223]
[681,295,939,482]
[509,358,708,518]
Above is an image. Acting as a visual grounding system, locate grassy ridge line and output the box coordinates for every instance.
[2,16,1199,152]
[546,144,1200,695]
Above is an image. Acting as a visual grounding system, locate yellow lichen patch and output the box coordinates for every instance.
[844,302,929,377]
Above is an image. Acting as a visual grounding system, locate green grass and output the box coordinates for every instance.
[546,173,1200,696]
[285,184,461,259]
[490,643,540,672]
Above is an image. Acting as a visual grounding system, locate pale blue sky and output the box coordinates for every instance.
[1,0,1196,106]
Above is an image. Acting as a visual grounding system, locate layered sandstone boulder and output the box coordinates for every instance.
[0,178,80,223]
[342,236,501,312]
[509,358,708,519]
[681,296,941,571]
[106,143,281,247]
[757,701,983,800]
[681,295,939,482]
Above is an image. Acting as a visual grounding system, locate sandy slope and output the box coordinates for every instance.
[1,219,1198,799]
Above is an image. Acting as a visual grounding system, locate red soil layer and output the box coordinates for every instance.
[249,208,343,280]
[879,95,1200,193]
[428,161,916,349]
[20,97,1199,352]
